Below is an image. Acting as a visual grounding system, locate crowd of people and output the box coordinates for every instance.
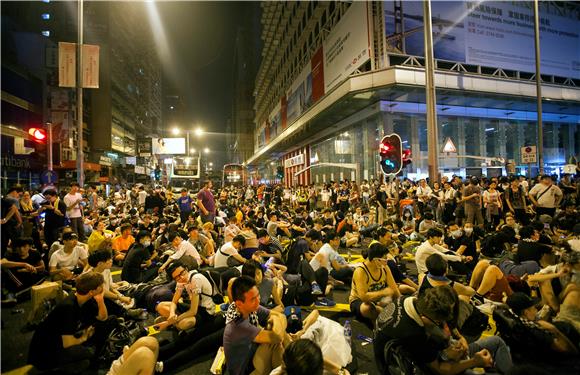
[1,172,579,374]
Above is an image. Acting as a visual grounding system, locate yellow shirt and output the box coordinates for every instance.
[87,229,114,253]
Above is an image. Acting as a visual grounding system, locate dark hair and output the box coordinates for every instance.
[76,272,104,295]
[424,212,434,220]
[120,223,132,233]
[426,253,448,277]
[283,339,324,375]
[12,237,33,249]
[367,242,388,261]
[426,228,443,239]
[257,229,269,238]
[305,230,322,241]
[137,230,152,241]
[375,227,388,240]
[165,261,185,280]
[232,234,246,245]
[324,230,338,242]
[416,285,458,324]
[168,232,181,243]
[231,275,257,302]
[88,249,113,267]
[519,225,535,240]
[241,259,262,279]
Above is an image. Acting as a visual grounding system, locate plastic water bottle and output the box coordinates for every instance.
[344,320,352,346]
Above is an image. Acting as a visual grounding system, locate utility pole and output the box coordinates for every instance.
[76,0,84,186]
[533,0,544,175]
[423,0,439,183]
[47,122,53,171]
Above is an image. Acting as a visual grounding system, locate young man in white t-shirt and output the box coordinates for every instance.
[63,183,86,241]
[158,232,202,274]
[214,235,246,268]
[49,232,88,281]
[155,262,216,331]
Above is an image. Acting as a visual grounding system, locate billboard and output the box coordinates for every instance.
[138,138,152,157]
[323,1,371,93]
[383,1,580,79]
[286,63,313,126]
[152,137,185,155]
[171,156,199,178]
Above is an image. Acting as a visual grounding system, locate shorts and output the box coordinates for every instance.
[176,302,214,325]
[350,299,375,328]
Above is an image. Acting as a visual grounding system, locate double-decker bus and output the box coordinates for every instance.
[222,163,247,187]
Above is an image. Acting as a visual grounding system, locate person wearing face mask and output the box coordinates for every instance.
[445,222,481,271]
[416,228,471,278]
[121,231,158,283]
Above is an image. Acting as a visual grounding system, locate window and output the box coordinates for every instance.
[41,13,50,20]
[41,30,50,37]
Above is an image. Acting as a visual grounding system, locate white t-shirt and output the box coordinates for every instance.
[214,242,239,268]
[310,243,338,272]
[415,240,461,275]
[138,190,147,205]
[64,192,83,218]
[49,245,88,270]
[529,183,563,208]
[176,271,216,315]
[170,240,202,266]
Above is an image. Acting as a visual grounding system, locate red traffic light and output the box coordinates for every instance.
[29,128,47,141]
[379,143,391,154]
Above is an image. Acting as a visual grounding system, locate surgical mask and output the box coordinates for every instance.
[404,213,411,218]
[451,230,462,238]
[464,228,473,235]
[143,240,151,247]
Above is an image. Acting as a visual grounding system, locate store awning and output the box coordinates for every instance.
[55,160,101,172]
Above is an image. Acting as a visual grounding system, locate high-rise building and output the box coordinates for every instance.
[248,1,580,186]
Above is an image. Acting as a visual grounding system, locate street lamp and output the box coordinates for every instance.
[171,127,180,135]
[194,127,204,137]
[203,147,210,154]
[190,148,196,154]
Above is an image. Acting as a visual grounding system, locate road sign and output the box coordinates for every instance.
[40,170,58,184]
[442,137,457,153]
[520,146,537,164]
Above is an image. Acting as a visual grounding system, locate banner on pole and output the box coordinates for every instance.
[82,44,100,88]
[58,42,76,87]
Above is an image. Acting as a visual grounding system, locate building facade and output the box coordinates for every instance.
[248,1,580,186]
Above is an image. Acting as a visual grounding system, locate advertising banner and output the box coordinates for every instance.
[323,1,371,93]
[383,1,580,79]
[138,138,152,157]
[81,44,100,89]
[58,42,76,88]
[311,47,325,103]
[171,157,199,178]
[152,138,186,155]
[268,101,282,141]
[50,111,70,143]
[286,63,313,126]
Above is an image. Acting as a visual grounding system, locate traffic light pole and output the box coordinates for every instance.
[423,0,440,183]
[47,122,53,171]
[76,0,84,187]
[533,0,544,175]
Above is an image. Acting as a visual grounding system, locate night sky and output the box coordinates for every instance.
[155,1,260,166]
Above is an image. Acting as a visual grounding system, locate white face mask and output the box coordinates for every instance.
[451,229,462,238]
[143,240,151,247]
[464,228,473,235]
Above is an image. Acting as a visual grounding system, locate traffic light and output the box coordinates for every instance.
[402,148,412,167]
[28,128,47,142]
[154,167,161,180]
[379,133,402,175]
[276,166,284,180]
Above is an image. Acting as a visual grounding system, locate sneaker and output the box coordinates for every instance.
[311,283,323,295]
[220,303,230,312]
[155,361,164,373]
[1,292,17,307]
[315,297,336,307]
[126,308,147,320]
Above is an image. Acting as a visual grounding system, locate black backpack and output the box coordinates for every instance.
[382,339,428,375]
[190,270,226,305]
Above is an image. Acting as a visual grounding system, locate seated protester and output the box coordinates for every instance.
[480,225,517,258]
[187,224,214,266]
[498,213,520,238]
[49,232,88,281]
[336,213,360,248]
[290,217,307,238]
[298,208,314,229]
[242,259,283,309]
[444,222,482,270]
[527,250,580,325]
[516,225,552,264]
[28,272,108,372]
[138,214,154,233]
[349,243,401,328]
[419,254,475,302]
[86,249,143,318]
[266,211,291,238]
[87,220,114,253]
[201,221,219,247]
[239,221,260,259]
[374,285,513,375]
[223,276,288,375]
[415,228,472,277]
[257,229,284,262]
[158,231,202,274]
[418,212,438,237]
[111,223,136,263]
[224,215,241,243]
[469,259,514,304]
[309,230,354,285]
[2,237,45,299]
[48,226,89,265]
[122,230,159,284]
[270,338,350,375]
[321,209,336,232]
[505,292,578,355]
[155,261,218,331]
[371,227,418,294]
[214,234,247,268]
[107,336,161,375]
[356,208,379,238]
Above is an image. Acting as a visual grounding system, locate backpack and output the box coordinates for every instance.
[21,298,58,333]
[459,304,490,341]
[382,339,427,375]
[190,270,226,305]
[98,319,147,366]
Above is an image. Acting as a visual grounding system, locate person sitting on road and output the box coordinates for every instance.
[419,253,475,302]
[214,234,247,268]
[111,223,135,264]
[415,228,471,278]
[349,242,401,328]
[309,230,354,285]
[49,231,88,282]
[1,237,45,301]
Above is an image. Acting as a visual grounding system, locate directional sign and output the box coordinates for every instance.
[520,146,537,164]
[40,170,58,185]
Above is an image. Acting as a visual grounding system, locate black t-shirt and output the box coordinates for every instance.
[139,222,154,232]
[41,199,67,228]
[122,244,151,283]
[7,250,42,266]
[374,296,445,372]
[29,294,98,366]
[517,240,552,263]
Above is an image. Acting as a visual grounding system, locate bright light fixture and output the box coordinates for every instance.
[171,127,180,135]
